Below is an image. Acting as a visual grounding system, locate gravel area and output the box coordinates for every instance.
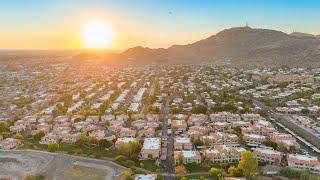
[0,150,126,180]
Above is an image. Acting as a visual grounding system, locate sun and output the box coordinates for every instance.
[81,21,114,49]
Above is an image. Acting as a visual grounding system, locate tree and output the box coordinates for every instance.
[118,141,140,160]
[233,127,242,137]
[47,142,59,152]
[202,155,210,168]
[175,165,186,174]
[299,171,311,180]
[289,145,297,153]
[277,143,288,153]
[192,105,207,114]
[178,153,184,165]
[98,139,112,150]
[301,108,310,115]
[171,125,178,134]
[33,131,45,141]
[124,160,135,167]
[0,121,9,132]
[192,138,204,148]
[120,169,133,180]
[238,151,258,180]
[114,155,127,163]
[14,133,24,140]
[208,167,222,177]
[262,140,278,149]
[228,165,242,177]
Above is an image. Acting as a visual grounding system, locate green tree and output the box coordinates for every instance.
[14,133,24,140]
[178,153,184,165]
[301,108,310,115]
[47,142,59,152]
[289,145,297,153]
[98,139,112,150]
[299,171,311,180]
[118,141,140,160]
[0,121,9,132]
[208,167,222,177]
[228,165,242,177]
[192,138,204,148]
[238,151,258,180]
[33,131,45,141]
[24,174,45,180]
[192,105,207,114]
[114,155,127,163]
[262,140,278,149]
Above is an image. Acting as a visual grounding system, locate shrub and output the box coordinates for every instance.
[280,167,301,178]
[47,142,59,152]
[14,133,24,140]
[208,167,222,177]
[139,162,144,168]
[24,174,45,180]
[33,131,45,141]
[124,160,135,167]
[120,169,133,180]
[114,155,127,163]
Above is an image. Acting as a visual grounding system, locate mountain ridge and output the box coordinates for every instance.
[74,27,320,67]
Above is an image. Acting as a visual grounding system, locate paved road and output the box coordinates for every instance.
[162,104,174,180]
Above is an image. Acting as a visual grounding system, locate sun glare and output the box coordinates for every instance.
[81,21,114,49]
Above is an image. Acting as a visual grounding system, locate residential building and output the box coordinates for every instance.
[141,138,161,159]
[288,154,320,173]
[253,148,283,165]
[174,150,201,164]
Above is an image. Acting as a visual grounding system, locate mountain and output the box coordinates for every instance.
[290,32,315,37]
[75,27,320,67]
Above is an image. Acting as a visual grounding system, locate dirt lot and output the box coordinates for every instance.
[0,150,126,180]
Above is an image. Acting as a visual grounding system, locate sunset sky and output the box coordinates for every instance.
[1,0,320,50]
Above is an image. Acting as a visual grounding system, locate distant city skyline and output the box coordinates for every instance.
[1,0,320,50]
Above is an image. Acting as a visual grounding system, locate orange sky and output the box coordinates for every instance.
[1,0,320,50]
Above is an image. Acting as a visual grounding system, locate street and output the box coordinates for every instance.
[162,104,174,180]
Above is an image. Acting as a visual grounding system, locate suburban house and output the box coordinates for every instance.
[241,113,261,121]
[141,138,161,159]
[120,128,136,137]
[174,150,201,164]
[174,136,192,150]
[269,132,300,151]
[253,148,283,165]
[171,120,188,132]
[187,114,208,126]
[204,145,246,164]
[115,137,137,149]
[287,154,320,173]
[243,133,266,146]
[202,132,238,145]
[62,133,80,144]
[40,132,59,144]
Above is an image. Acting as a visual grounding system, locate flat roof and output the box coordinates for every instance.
[143,138,160,149]
[175,137,191,143]
[289,154,318,161]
